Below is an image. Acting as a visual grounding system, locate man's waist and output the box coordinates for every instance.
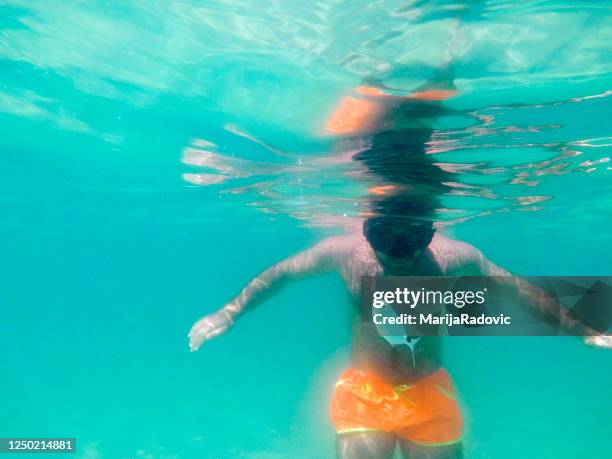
[350,344,441,385]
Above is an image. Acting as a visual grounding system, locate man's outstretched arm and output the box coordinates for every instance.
[472,249,610,347]
[188,237,342,351]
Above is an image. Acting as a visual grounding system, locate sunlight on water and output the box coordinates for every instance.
[178,90,612,231]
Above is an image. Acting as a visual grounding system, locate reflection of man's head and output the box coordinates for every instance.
[363,216,435,267]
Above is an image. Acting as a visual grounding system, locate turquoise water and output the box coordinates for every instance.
[1,1,611,458]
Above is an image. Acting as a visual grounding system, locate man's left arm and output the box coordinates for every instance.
[470,248,611,349]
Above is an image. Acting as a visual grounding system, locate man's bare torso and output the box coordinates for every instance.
[319,231,485,383]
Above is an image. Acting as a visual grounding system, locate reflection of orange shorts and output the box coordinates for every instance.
[330,368,462,446]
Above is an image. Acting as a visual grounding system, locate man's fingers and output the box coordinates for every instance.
[190,333,207,352]
[188,326,208,352]
[188,312,234,351]
[188,323,229,352]
[585,335,612,349]
[204,325,229,340]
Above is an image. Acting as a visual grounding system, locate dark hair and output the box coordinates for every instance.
[363,217,435,258]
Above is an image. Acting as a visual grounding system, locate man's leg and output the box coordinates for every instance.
[398,440,463,459]
[336,431,397,459]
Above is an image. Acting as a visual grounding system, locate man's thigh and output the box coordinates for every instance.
[399,440,463,459]
[336,431,397,459]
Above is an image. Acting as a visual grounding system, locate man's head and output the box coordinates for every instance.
[363,216,435,267]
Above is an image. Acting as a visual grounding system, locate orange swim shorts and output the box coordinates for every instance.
[330,368,463,447]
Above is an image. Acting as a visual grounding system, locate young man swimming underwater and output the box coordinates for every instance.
[188,215,609,459]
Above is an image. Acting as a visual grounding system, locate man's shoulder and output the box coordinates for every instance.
[430,233,477,252]
[429,232,482,273]
[319,232,369,253]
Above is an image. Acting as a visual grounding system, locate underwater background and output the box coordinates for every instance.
[1,1,611,458]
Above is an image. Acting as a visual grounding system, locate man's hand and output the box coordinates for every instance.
[584,335,612,349]
[188,308,235,352]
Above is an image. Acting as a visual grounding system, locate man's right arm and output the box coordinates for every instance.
[188,237,343,351]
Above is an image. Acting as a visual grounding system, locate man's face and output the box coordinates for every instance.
[363,218,435,267]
